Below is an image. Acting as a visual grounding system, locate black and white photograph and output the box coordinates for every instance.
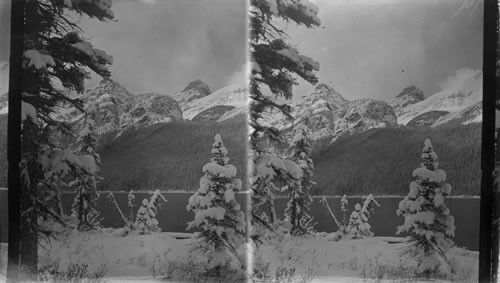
[1,0,249,282]
[0,0,498,282]
[249,0,484,281]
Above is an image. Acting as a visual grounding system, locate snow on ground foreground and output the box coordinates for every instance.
[0,243,6,283]
[0,231,479,282]
[255,233,478,282]
[38,230,202,281]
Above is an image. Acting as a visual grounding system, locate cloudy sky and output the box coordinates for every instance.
[288,0,483,101]
[0,0,483,100]
[0,1,10,64]
[0,0,248,95]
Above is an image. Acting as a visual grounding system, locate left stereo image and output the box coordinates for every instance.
[0,0,249,282]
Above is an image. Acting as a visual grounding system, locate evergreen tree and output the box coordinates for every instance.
[127,189,136,225]
[397,139,455,276]
[186,134,246,273]
[347,194,379,239]
[135,189,166,235]
[285,125,314,235]
[12,1,114,279]
[249,0,321,230]
[70,114,101,231]
[340,194,349,233]
[252,154,302,226]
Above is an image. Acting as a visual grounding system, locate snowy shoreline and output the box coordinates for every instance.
[0,187,481,198]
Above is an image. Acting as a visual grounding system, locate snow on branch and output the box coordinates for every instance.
[24,50,55,70]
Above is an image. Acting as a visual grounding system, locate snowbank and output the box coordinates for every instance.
[255,234,478,282]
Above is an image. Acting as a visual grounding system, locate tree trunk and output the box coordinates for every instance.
[320,196,343,231]
[107,192,129,226]
[56,193,64,218]
[78,190,84,230]
[18,119,39,281]
[268,198,277,224]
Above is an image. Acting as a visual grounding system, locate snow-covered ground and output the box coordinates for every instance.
[0,243,6,283]
[254,233,478,282]
[0,230,479,282]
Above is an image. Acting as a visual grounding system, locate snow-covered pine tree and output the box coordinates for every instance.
[134,189,166,235]
[249,0,321,146]
[11,1,114,279]
[347,194,379,239]
[396,139,455,276]
[128,190,136,224]
[249,0,320,231]
[341,194,349,233]
[70,114,101,231]
[285,125,314,235]
[252,154,302,227]
[187,134,246,273]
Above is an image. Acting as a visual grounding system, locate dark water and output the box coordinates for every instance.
[0,190,479,251]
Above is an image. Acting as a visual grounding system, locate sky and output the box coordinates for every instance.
[0,0,483,100]
[0,0,248,95]
[287,0,483,101]
[0,1,10,63]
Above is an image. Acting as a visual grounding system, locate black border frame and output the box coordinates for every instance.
[480,0,498,282]
[6,0,24,281]
[4,0,500,282]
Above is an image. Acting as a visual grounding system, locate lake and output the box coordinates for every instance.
[0,190,479,250]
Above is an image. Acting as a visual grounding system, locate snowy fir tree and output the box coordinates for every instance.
[249,0,321,146]
[128,190,136,224]
[340,194,349,233]
[285,125,314,235]
[70,109,102,231]
[252,154,302,227]
[9,1,114,279]
[186,134,246,273]
[134,190,166,235]
[249,0,320,231]
[346,194,379,239]
[396,139,455,276]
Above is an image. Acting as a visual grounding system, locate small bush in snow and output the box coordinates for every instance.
[396,138,455,277]
[39,260,107,283]
[127,190,136,224]
[186,134,246,274]
[347,194,380,239]
[340,194,349,233]
[134,189,167,234]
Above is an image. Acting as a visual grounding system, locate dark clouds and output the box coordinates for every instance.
[80,0,247,94]
[0,1,11,62]
[289,0,483,100]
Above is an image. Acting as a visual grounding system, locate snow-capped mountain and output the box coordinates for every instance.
[58,79,182,139]
[395,70,482,126]
[264,83,397,141]
[120,92,182,131]
[388,85,425,117]
[182,84,248,121]
[170,79,211,110]
[432,101,482,127]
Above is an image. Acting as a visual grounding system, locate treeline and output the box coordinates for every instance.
[98,114,247,192]
[310,123,481,196]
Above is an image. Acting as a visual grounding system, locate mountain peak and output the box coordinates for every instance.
[396,85,424,100]
[314,82,337,93]
[181,79,211,96]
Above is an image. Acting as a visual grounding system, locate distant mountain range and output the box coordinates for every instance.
[262,69,482,143]
[393,70,482,127]
[0,67,484,195]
